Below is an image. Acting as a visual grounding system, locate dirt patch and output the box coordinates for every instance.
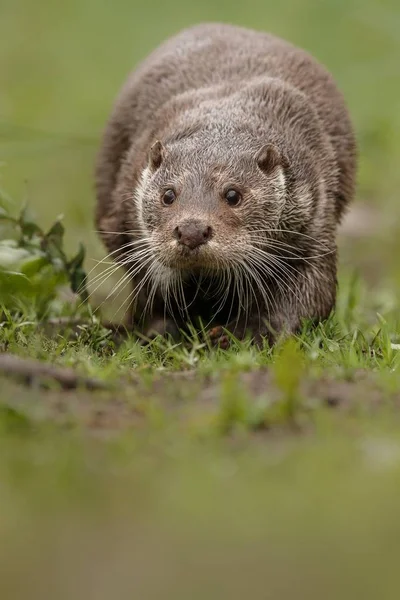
[1,366,397,436]
[0,352,108,390]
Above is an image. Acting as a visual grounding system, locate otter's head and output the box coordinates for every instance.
[132,133,306,276]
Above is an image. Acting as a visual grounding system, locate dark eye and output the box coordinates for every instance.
[162,189,176,206]
[225,189,242,207]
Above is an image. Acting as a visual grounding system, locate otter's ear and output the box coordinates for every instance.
[256,144,288,174]
[149,140,165,171]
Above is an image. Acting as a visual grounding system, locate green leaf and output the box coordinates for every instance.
[46,218,65,244]
[0,244,33,270]
[19,254,49,277]
[0,186,13,207]
[21,221,44,240]
[67,242,85,272]
[272,338,305,422]
[16,204,44,243]
[0,193,88,315]
[0,207,17,223]
[42,218,67,263]
[68,243,88,301]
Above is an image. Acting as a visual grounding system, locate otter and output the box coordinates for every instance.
[95,23,357,346]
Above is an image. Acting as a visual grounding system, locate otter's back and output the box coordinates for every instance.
[96,23,356,222]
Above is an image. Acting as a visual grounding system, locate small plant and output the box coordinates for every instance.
[215,373,274,434]
[0,200,88,318]
[216,373,249,435]
[272,337,306,425]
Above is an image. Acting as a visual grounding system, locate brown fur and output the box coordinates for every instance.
[95,23,357,344]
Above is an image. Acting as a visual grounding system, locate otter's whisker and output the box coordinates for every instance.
[120,261,160,324]
[240,259,274,325]
[204,264,233,331]
[252,244,331,288]
[235,264,251,335]
[82,237,153,285]
[247,227,331,247]
[248,252,307,314]
[90,254,155,316]
[84,248,153,302]
[251,236,336,262]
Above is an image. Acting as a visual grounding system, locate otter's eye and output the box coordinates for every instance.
[162,189,176,206]
[225,189,242,207]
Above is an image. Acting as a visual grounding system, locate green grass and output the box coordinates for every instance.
[1,0,400,597]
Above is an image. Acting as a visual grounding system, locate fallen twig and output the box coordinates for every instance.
[0,353,109,391]
[41,316,131,343]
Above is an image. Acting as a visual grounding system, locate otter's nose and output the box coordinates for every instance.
[174,221,212,250]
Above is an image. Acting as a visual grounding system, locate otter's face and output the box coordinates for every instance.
[133,138,297,273]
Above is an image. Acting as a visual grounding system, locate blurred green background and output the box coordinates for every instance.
[2,1,400,597]
[1,0,400,262]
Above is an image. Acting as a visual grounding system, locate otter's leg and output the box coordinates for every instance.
[207,326,232,350]
[141,317,181,342]
[129,288,182,343]
[207,258,337,349]
[206,319,272,349]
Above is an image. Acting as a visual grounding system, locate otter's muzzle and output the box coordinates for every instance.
[174,221,212,250]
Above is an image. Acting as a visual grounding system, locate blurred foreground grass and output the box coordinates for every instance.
[1,0,400,598]
[2,208,400,598]
[1,413,400,599]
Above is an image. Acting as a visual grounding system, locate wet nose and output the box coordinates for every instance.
[174,221,212,250]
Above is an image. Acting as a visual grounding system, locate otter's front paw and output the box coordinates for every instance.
[140,318,180,344]
[207,320,276,349]
[206,325,231,350]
